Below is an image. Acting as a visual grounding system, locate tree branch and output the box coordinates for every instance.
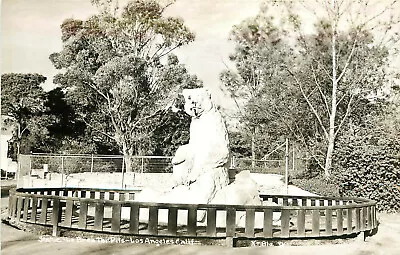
[284,66,329,139]
[294,122,325,170]
[311,64,331,115]
[335,93,355,137]
[85,80,109,101]
[360,0,398,30]
[130,107,166,134]
[336,34,358,83]
[80,116,116,141]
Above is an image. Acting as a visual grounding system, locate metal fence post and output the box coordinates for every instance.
[29,152,32,175]
[61,155,64,187]
[285,138,289,194]
[91,154,94,173]
[292,147,296,174]
[121,156,125,189]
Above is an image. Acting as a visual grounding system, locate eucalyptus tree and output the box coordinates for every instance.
[50,0,197,171]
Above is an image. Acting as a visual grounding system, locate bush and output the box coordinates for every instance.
[291,176,340,197]
[333,123,400,213]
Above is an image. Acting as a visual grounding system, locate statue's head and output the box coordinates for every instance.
[182,88,214,118]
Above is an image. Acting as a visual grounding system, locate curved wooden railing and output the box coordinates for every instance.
[8,187,377,246]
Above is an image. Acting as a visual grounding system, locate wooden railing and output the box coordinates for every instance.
[8,188,377,247]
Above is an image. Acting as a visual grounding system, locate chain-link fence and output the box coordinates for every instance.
[27,153,174,174]
[17,154,173,188]
[30,154,123,175]
[234,158,286,174]
[16,150,308,189]
[233,156,310,177]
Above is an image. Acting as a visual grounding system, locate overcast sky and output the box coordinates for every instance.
[1,0,399,111]
[1,0,266,111]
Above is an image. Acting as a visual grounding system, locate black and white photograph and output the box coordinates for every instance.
[1,0,399,254]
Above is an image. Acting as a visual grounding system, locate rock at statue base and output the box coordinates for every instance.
[122,170,282,227]
[206,170,280,228]
[210,170,261,206]
[132,166,228,225]
[135,167,228,205]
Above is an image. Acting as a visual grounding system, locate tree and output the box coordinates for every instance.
[50,0,196,171]
[1,73,49,156]
[44,88,118,154]
[220,7,294,165]
[224,1,399,177]
[280,0,400,176]
[150,55,203,156]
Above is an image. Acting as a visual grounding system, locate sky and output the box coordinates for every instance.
[1,0,265,111]
[1,0,399,112]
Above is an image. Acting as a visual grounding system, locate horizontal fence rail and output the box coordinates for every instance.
[8,187,377,247]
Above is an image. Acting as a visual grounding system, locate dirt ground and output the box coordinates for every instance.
[1,180,400,255]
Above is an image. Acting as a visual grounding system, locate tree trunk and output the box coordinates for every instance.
[124,153,133,172]
[122,143,134,172]
[17,123,21,156]
[324,0,338,178]
[16,141,20,157]
[324,133,335,177]
[325,77,337,177]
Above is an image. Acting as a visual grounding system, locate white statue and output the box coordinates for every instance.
[128,88,276,227]
[136,87,230,205]
[170,88,230,202]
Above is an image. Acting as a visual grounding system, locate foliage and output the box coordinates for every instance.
[220,6,294,161]
[1,73,51,156]
[151,110,190,156]
[291,177,340,197]
[282,0,400,176]
[50,0,197,170]
[149,54,203,156]
[222,1,399,177]
[333,104,400,212]
[289,23,393,173]
[229,131,252,158]
[43,88,108,154]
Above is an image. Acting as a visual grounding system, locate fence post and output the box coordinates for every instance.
[61,155,64,187]
[285,138,289,194]
[52,198,61,237]
[91,154,94,173]
[141,157,144,173]
[121,156,125,189]
[292,147,295,174]
[16,155,21,188]
[29,152,32,175]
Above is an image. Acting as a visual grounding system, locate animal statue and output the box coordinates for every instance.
[127,88,278,227]
[136,87,230,205]
[170,88,230,203]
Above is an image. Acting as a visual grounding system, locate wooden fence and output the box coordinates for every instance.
[8,187,377,247]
